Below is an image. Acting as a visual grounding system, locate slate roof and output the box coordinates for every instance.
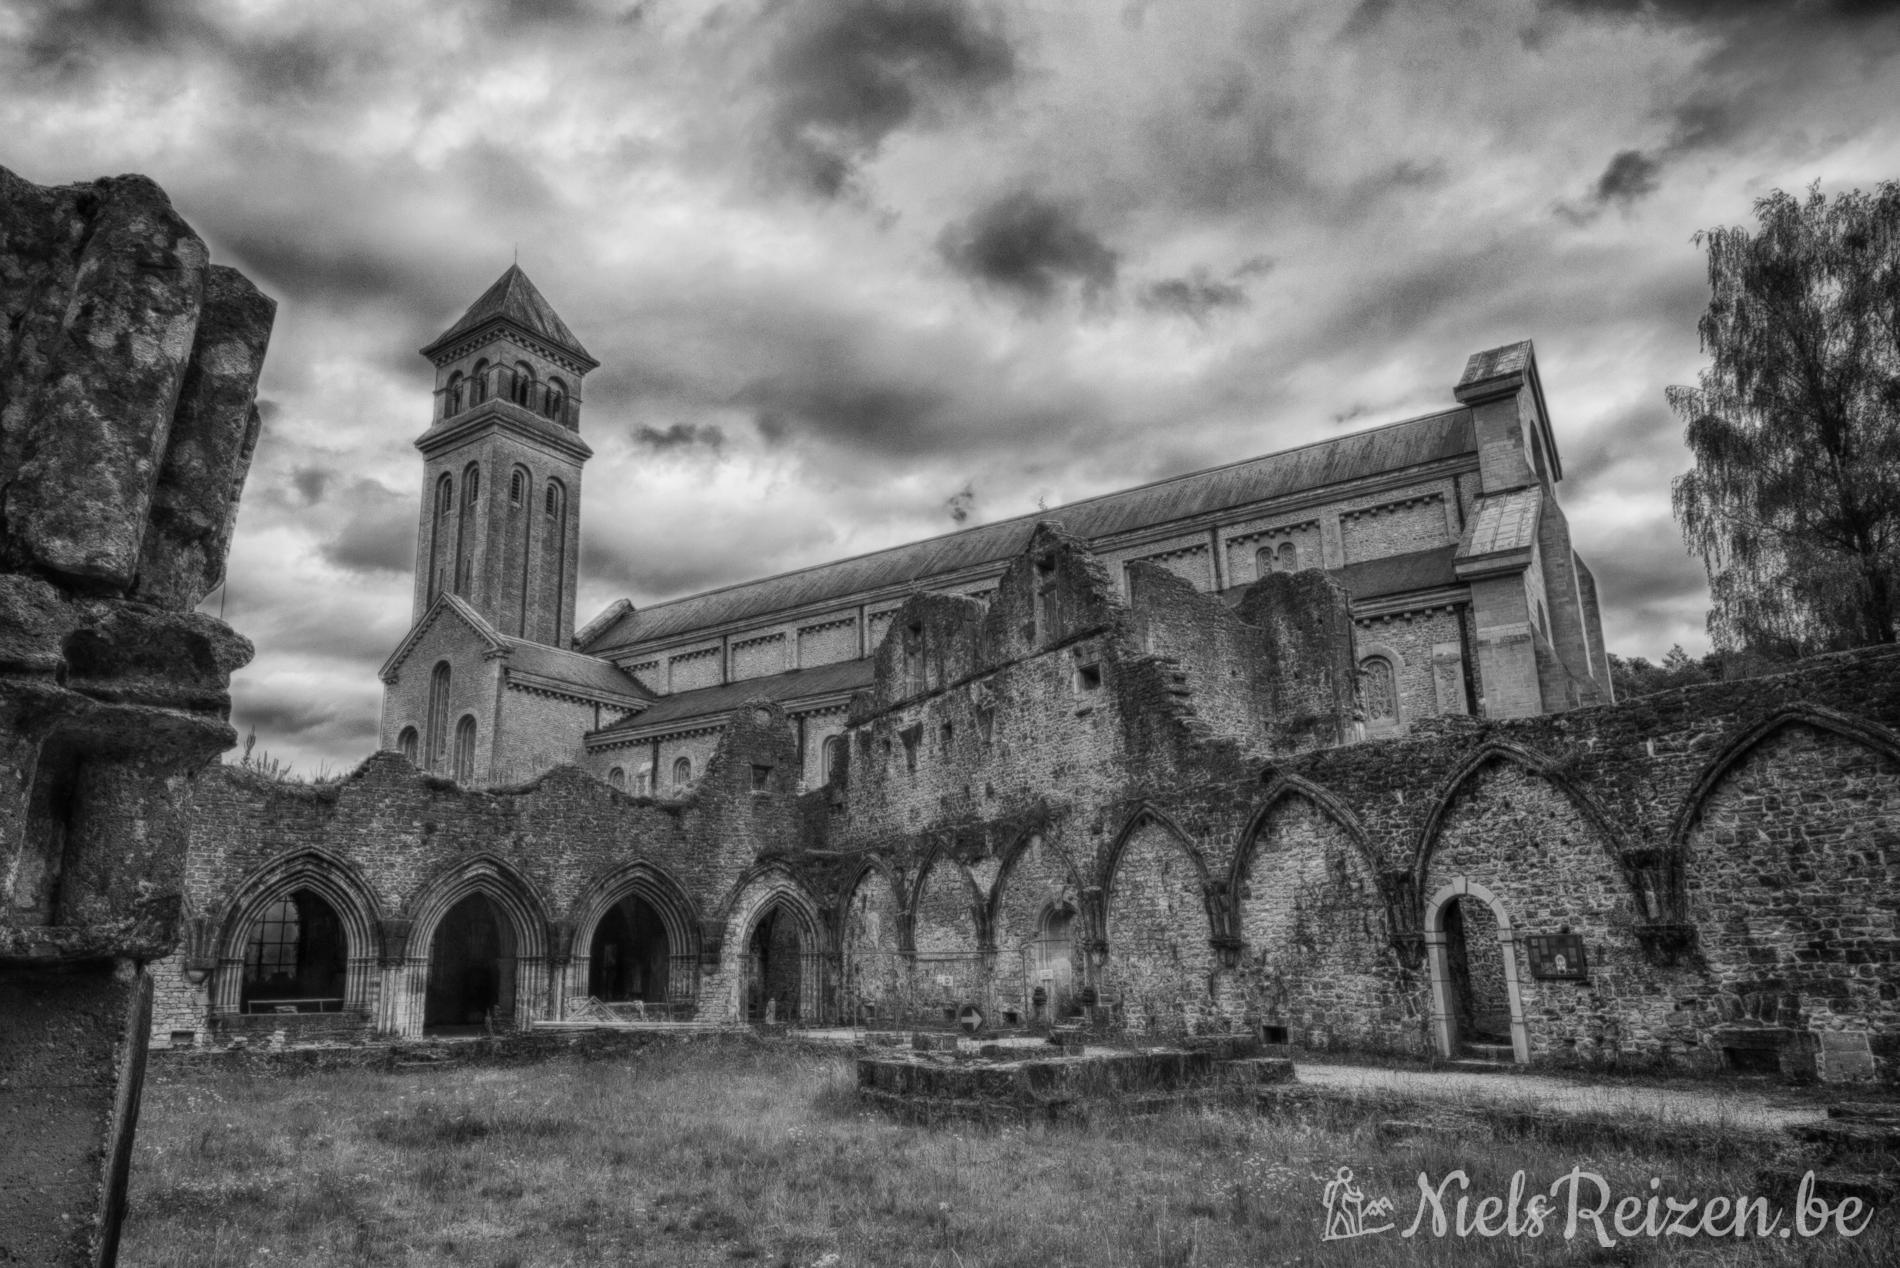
[502,639,651,702]
[582,407,1476,654]
[592,658,875,736]
[1458,488,1543,560]
[422,265,595,365]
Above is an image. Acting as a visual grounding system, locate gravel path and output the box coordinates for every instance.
[1298,1064,1825,1133]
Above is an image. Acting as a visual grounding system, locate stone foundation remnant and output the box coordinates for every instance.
[858,1035,1294,1125]
[0,165,272,1266]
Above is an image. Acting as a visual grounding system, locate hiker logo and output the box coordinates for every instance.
[1320,1167,1396,1240]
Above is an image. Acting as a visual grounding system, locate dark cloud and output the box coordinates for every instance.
[738,372,956,454]
[759,0,1015,196]
[945,481,976,524]
[1338,0,1397,39]
[938,191,1119,305]
[1138,268,1250,324]
[633,422,727,453]
[314,479,415,576]
[21,0,188,70]
[1544,0,1895,22]
[291,466,333,505]
[1593,149,1662,205]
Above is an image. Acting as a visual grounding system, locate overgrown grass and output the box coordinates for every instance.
[122,1038,1894,1267]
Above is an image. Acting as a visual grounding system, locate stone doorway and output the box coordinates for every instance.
[1031,904,1079,1023]
[425,893,516,1033]
[588,895,670,1005]
[745,902,804,1023]
[1424,877,1528,1063]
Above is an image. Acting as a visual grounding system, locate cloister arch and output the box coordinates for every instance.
[717,865,827,1024]
[566,860,702,1017]
[1103,805,1218,1035]
[395,855,550,1036]
[1671,705,1900,850]
[213,848,383,1024]
[838,859,906,1026]
[987,830,1087,1025]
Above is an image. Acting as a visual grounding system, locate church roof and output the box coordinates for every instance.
[421,264,596,366]
[590,658,875,738]
[581,406,1476,654]
[502,639,652,703]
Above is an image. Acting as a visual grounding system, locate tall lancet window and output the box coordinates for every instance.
[1359,656,1397,724]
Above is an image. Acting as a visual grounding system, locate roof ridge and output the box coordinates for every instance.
[423,264,595,365]
[593,405,1467,627]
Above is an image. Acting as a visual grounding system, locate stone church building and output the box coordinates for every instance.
[154,269,1900,1085]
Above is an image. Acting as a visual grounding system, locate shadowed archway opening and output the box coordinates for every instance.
[425,893,517,1033]
[240,890,347,1013]
[1444,896,1510,1051]
[746,901,805,1023]
[1031,903,1079,1023]
[588,895,670,1005]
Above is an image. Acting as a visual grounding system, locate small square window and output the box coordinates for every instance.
[1076,664,1102,692]
[751,764,772,791]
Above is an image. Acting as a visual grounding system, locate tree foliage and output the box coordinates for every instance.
[1670,181,1900,657]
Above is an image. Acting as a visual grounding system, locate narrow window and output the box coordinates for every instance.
[546,376,568,422]
[1035,564,1060,643]
[464,464,480,506]
[672,756,692,791]
[634,769,650,796]
[436,475,454,518]
[978,706,995,746]
[1255,546,1274,577]
[513,361,534,407]
[445,371,464,417]
[608,766,626,791]
[823,736,845,784]
[397,726,419,764]
[453,715,477,783]
[427,662,452,764]
[903,625,925,693]
[472,359,490,403]
[545,483,559,516]
[510,470,524,505]
[1278,540,1297,570]
[900,725,921,773]
[1359,656,1397,723]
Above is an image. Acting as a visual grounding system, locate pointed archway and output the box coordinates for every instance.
[1423,878,1528,1063]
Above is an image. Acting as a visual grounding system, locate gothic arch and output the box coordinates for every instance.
[907,838,990,950]
[717,862,828,1023]
[397,854,552,1034]
[212,847,385,1020]
[714,861,827,953]
[1670,705,1900,851]
[567,859,703,1012]
[1412,742,1631,889]
[836,855,908,953]
[1230,773,1377,899]
[1102,803,1214,910]
[985,828,1086,936]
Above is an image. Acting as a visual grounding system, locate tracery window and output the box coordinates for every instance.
[1278,541,1297,570]
[1359,656,1397,723]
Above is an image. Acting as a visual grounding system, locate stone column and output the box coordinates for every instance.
[0,166,271,1266]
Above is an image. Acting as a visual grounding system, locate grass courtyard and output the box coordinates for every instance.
[121,1037,1894,1267]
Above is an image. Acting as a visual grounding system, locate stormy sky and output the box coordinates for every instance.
[4,0,1897,777]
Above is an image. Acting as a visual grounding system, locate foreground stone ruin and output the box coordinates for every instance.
[857,1033,1294,1125]
[0,166,271,1266]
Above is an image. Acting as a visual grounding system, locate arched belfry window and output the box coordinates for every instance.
[453,715,477,783]
[512,361,535,407]
[472,359,490,404]
[546,376,568,423]
[436,475,454,518]
[446,371,465,417]
[397,726,419,763]
[510,470,525,506]
[463,463,481,506]
[1359,656,1397,724]
[427,662,452,765]
[672,756,692,791]
[545,480,563,517]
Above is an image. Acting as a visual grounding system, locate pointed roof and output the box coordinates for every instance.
[421,264,596,367]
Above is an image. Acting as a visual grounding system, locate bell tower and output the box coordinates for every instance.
[413,265,597,646]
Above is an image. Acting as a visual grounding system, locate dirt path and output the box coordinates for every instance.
[1297,1063,1826,1132]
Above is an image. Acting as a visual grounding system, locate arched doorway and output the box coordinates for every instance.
[588,895,671,1005]
[240,889,347,1013]
[746,901,804,1023]
[1424,878,1528,1063]
[1033,903,1078,1023]
[425,893,516,1033]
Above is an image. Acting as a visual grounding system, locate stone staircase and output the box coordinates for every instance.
[1759,1101,1900,1206]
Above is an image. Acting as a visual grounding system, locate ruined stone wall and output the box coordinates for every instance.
[0,166,271,1265]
